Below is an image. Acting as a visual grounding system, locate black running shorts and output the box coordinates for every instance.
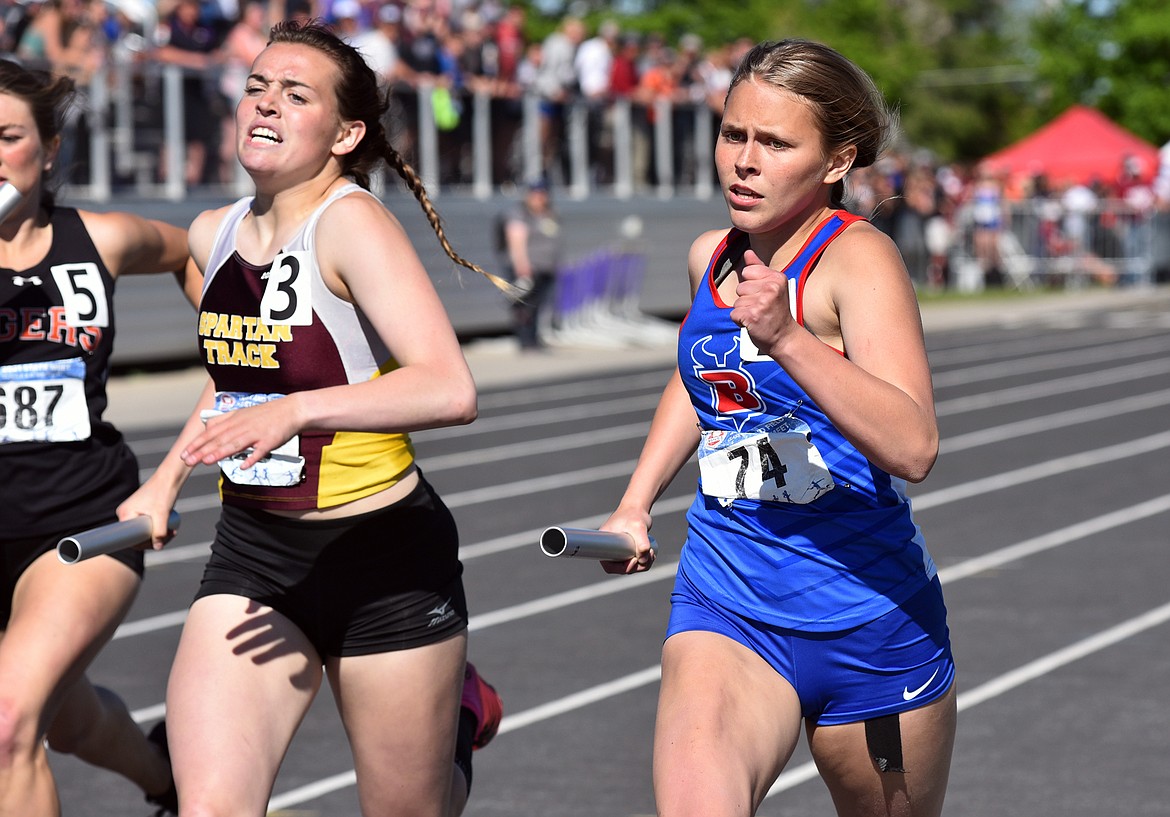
[195,475,468,658]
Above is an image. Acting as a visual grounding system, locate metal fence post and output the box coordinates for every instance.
[568,99,589,200]
[693,105,713,200]
[162,64,185,202]
[612,98,633,200]
[654,98,673,199]
[472,89,492,200]
[416,80,439,195]
[85,64,112,202]
[111,47,136,180]
[522,92,541,184]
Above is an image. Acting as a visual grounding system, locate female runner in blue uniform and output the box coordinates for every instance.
[601,40,956,817]
[118,20,502,817]
[0,60,197,816]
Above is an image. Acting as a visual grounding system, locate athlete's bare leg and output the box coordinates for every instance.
[45,681,171,796]
[0,551,169,817]
[165,594,324,817]
[327,632,468,817]
[653,631,804,817]
[809,684,956,817]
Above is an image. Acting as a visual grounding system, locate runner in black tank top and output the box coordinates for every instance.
[0,59,197,816]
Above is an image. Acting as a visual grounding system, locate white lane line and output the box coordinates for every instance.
[913,431,1170,511]
[930,335,1170,389]
[162,455,648,514]
[422,421,650,470]
[495,666,664,735]
[130,352,1170,459]
[140,378,1170,486]
[476,371,673,410]
[136,489,1170,641]
[125,383,665,457]
[158,375,1170,516]
[126,323,1167,459]
[113,610,188,641]
[262,598,1170,811]
[443,460,641,507]
[129,494,1170,811]
[927,327,1162,367]
[124,432,1170,635]
[263,666,668,811]
[941,388,1170,453]
[417,392,663,439]
[935,357,1170,416]
[137,494,697,569]
[953,602,1170,709]
[936,494,1170,584]
[468,562,677,632]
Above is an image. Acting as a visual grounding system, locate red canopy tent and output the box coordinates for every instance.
[979,105,1159,188]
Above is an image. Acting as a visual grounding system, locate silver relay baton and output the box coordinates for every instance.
[58,511,181,564]
[538,526,657,561]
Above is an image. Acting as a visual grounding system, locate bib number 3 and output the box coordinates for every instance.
[260,251,313,326]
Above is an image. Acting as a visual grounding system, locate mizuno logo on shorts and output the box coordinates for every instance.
[428,599,456,628]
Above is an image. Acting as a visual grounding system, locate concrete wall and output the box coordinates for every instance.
[97,191,727,367]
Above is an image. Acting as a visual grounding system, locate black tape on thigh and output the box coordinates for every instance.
[865,713,905,774]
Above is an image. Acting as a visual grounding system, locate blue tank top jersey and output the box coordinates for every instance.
[675,211,937,631]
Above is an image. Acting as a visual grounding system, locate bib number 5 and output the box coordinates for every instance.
[50,263,109,327]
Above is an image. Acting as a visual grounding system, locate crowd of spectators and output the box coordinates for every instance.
[3,0,1168,289]
[852,150,1170,291]
[0,0,755,190]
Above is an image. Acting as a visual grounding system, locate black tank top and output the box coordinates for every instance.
[0,207,138,537]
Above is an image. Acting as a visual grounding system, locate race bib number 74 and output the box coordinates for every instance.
[697,415,834,506]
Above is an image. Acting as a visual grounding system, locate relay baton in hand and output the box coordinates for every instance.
[57,511,181,565]
[538,526,656,562]
[0,182,24,223]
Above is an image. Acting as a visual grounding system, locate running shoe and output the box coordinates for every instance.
[461,662,503,750]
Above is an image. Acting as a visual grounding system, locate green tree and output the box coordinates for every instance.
[759,0,1025,162]
[1030,0,1170,145]
[517,0,1039,162]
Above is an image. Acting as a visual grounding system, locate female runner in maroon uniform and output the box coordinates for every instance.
[120,21,503,817]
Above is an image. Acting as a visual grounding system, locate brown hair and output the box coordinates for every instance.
[264,21,510,293]
[727,39,896,208]
[0,59,76,208]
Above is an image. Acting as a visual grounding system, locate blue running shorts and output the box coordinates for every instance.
[666,571,955,726]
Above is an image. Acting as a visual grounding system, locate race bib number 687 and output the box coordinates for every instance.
[0,358,91,444]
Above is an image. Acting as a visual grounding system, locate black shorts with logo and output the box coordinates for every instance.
[196,474,468,659]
